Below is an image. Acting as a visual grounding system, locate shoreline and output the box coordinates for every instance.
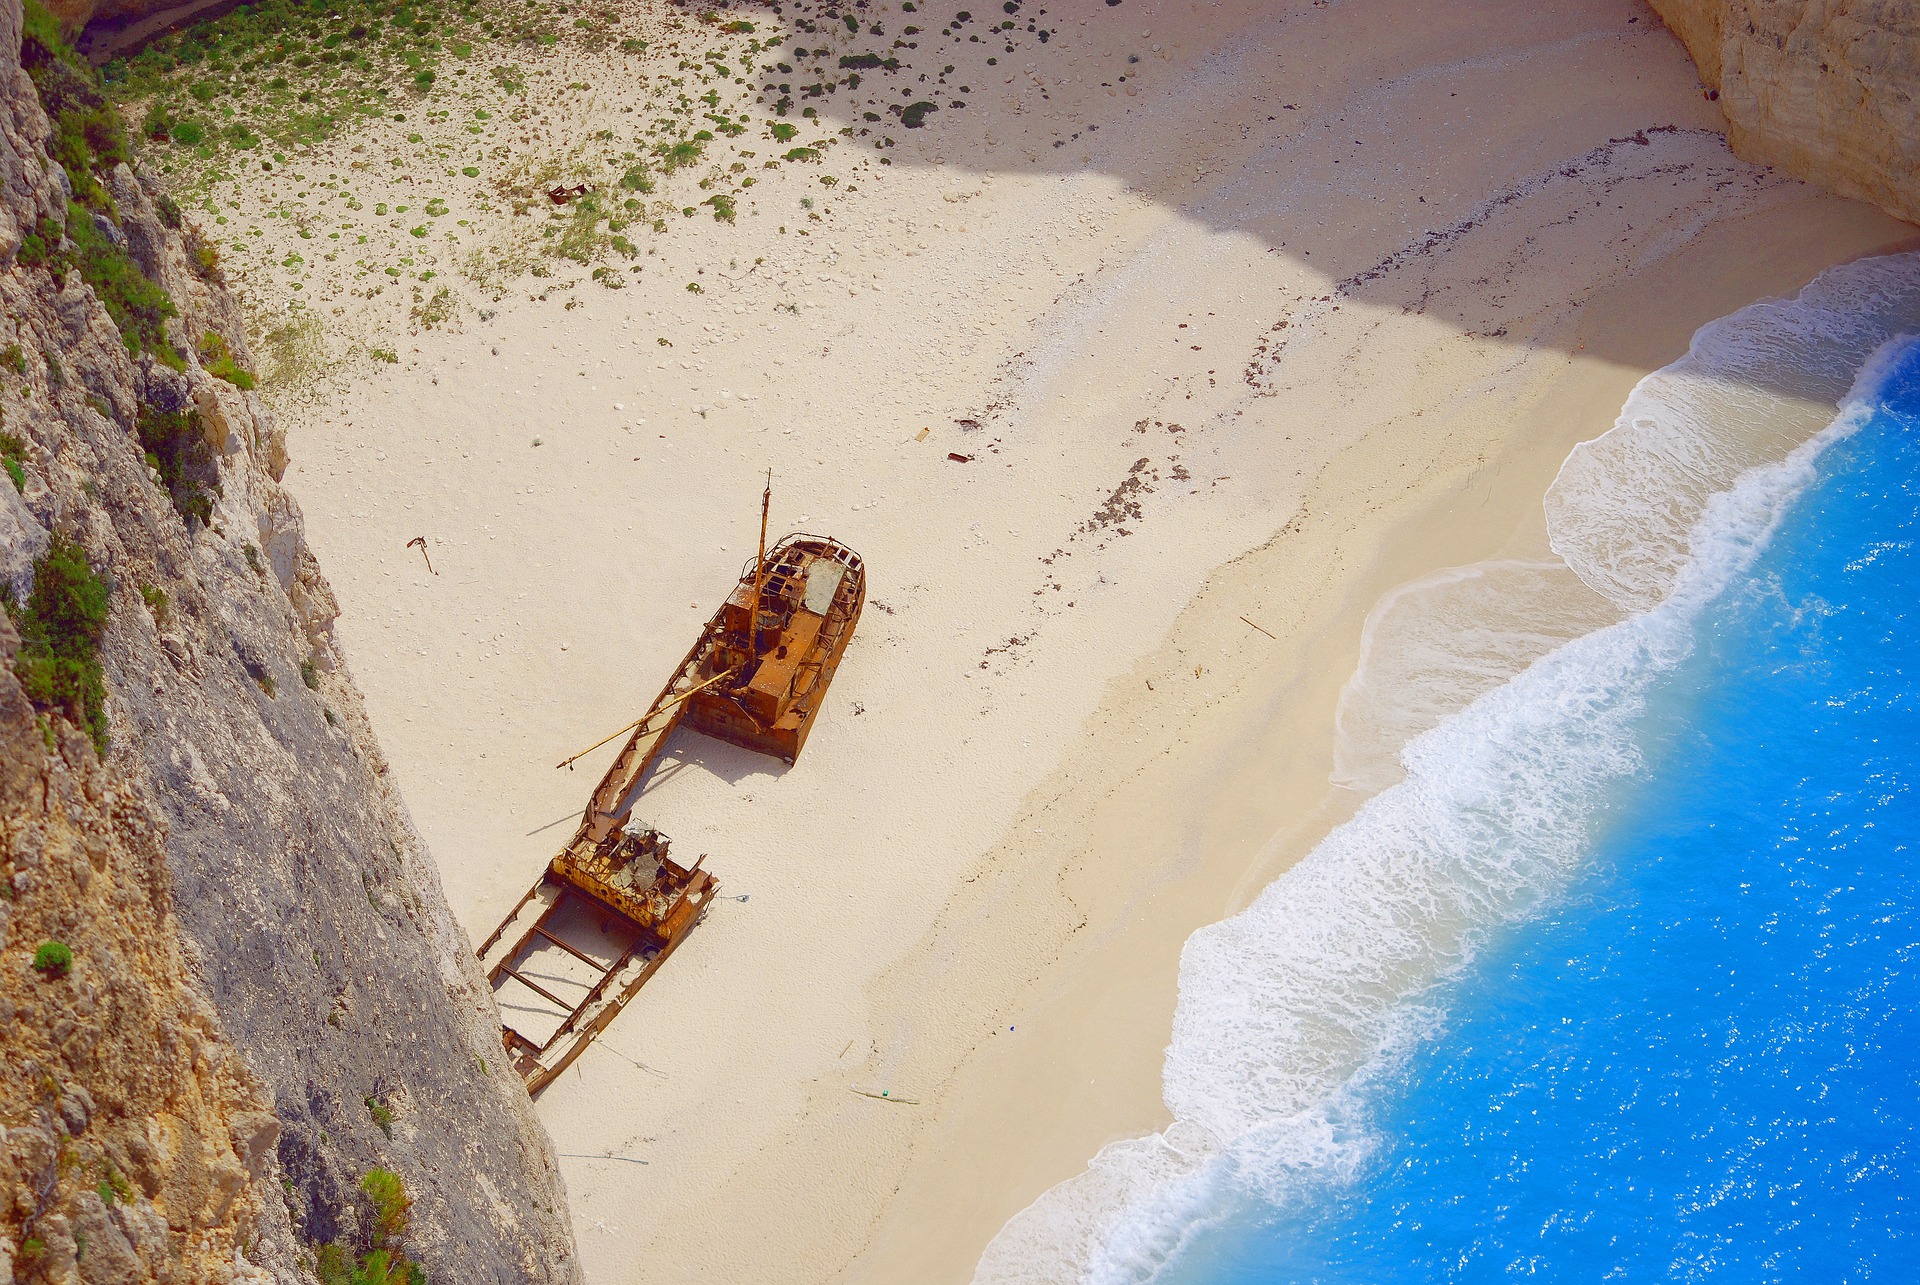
[821,206,1920,1285]
[242,0,1920,1279]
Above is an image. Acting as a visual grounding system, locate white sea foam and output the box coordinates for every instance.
[972,256,1920,1285]
[1331,560,1620,793]
[1548,251,1920,611]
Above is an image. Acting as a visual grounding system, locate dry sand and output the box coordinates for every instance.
[231,0,1919,1279]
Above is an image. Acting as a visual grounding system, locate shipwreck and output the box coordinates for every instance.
[479,478,866,1092]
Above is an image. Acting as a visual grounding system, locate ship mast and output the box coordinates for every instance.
[749,469,771,656]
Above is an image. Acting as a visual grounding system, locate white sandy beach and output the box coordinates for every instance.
[224,0,1920,1279]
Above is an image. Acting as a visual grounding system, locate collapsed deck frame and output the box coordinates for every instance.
[477,828,715,1093]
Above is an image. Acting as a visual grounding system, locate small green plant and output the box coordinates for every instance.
[0,431,26,491]
[141,100,174,141]
[13,216,59,271]
[657,137,705,172]
[901,100,937,129]
[366,1097,394,1138]
[370,347,399,364]
[12,535,110,753]
[243,542,263,575]
[1,343,25,375]
[139,582,169,623]
[33,941,74,978]
[461,166,479,177]
[94,1167,132,1206]
[703,193,736,223]
[769,122,798,143]
[301,657,320,690]
[137,403,215,525]
[62,200,182,364]
[198,330,255,389]
[105,1166,134,1202]
[410,288,453,328]
[254,671,276,698]
[363,1168,410,1243]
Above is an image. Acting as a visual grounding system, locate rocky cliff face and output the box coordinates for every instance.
[1650,0,1919,226]
[0,0,578,1278]
[2,611,299,1285]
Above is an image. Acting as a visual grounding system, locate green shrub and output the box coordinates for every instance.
[301,657,319,689]
[64,201,181,364]
[141,100,175,140]
[137,402,215,524]
[366,1096,394,1138]
[138,582,169,623]
[703,193,736,223]
[619,164,654,193]
[186,229,222,282]
[656,137,704,172]
[10,535,110,754]
[362,1168,410,1244]
[0,344,24,375]
[33,941,73,977]
[155,193,184,229]
[169,118,205,146]
[0,432,25,491]
[21,6,132,211]
[769,122,798,143]
[15,215,64,269]
[199,331,255,389]
[50,104,129,208]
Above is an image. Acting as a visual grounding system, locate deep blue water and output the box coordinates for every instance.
[1161,346,1920,1283]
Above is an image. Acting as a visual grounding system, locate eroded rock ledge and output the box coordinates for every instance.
[1651,0,1919,226]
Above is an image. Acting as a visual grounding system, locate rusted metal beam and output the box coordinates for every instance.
[496,964,577,1013]
[529,924,612,972]
[555,666,740,770]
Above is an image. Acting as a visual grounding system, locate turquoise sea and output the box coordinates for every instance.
[978,256,1920,1285]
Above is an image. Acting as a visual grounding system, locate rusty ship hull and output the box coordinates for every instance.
[479,530,863,1093]
[682,534,866,764]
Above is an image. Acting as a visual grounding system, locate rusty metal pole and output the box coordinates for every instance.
[749,469,771,657]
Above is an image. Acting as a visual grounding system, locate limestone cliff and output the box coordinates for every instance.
[1650,0,1919,226]
[2,608,299,1285]
[0,0,578,1278]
